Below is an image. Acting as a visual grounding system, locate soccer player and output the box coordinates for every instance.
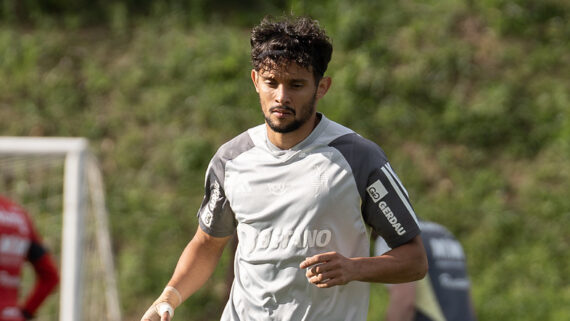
[375,219,477,321]
[142,15,427,321]
[0,195,60,321]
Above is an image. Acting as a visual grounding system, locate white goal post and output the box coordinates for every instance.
[0,137,121,321]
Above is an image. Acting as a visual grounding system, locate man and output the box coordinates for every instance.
[0,195,60,321]
[142,15,427,321]
[376,220,477,321]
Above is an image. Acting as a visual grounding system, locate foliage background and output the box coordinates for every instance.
[1,0,569,320]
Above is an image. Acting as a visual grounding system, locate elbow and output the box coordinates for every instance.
[416,254,428,280]
[413,249,429,281]
[37,255,60,291]
[47,269,60,290]
[40,264,60,293]
[409,243,428,281]
[412,236,429,281]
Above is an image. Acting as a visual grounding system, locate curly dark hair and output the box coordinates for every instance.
[250,15,333,82]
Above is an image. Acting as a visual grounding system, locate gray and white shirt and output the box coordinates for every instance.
[198,113,420,321]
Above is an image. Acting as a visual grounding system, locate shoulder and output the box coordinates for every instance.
[0,196,27,218]
[0,196,34,235]
[0,195,16,209]
[327,132,389,172]
[206,127,258,182]
[213,127,258,163]
[322,117,388,161]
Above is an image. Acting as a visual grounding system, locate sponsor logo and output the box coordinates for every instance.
[202,181,221,228]
[367,180,388,203]
[240,227,332,254]
[208,181,221,212]
[379,201,406,235]
[202,210,213,228]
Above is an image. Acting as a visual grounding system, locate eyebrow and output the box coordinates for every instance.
[260,74,308,83]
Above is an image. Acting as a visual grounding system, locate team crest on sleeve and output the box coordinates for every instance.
[366,179,388,203]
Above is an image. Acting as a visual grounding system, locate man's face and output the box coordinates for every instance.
[252,63,323,134]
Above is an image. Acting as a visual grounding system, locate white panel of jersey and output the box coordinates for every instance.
[198,114,420,321]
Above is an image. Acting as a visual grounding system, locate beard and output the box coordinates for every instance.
[264,92,317,134]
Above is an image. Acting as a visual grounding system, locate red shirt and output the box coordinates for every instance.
[0,196,59,321]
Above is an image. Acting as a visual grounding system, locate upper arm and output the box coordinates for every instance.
[193,226,232,253]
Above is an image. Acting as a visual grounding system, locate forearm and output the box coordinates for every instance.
[167,228,231,301]
[22,254,59,315]
[142,228,230,321]
[352,235,427,284]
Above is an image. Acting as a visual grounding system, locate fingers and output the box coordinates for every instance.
[299,252,336,269]
[141,306,160,321]
[301,252,353,288]
[161,311,171,321]
[141,303,172,321]
[307,271,345,288]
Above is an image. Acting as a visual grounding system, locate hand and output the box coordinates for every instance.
[299,251,356,288]
[141,286,181,321]
[141,303,173,321]
[20,309,33,321]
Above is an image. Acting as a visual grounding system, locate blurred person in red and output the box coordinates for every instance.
[0,195,59,321]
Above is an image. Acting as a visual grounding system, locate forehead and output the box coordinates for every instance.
[258,62,314,81]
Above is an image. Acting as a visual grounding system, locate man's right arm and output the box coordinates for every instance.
[141,227,231,321]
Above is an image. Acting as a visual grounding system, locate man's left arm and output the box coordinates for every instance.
[300,235,427,288]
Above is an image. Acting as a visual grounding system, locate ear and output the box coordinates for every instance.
[251,69,260,93]
[316,76,332,100]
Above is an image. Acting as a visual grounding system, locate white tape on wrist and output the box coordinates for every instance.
[164,286,183,306]
[156,303,174,318]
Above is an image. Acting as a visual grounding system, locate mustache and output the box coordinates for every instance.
[269,105,296,115]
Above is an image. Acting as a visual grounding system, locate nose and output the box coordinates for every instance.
[275,85,292,106]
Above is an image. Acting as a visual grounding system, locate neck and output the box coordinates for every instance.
[267,113,321,150]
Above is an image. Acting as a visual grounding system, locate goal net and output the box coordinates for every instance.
[0,137,121,321]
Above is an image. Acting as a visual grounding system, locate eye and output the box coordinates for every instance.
[264,80,278,87]
[291,82,304,88]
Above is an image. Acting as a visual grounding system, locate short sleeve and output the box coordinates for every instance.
[362,162,420,248]
[329,133,420,248]
[197,156,236,237]
[196,132,255,237]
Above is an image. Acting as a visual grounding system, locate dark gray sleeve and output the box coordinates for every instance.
[197,132,254,237]
[329,133,420,248]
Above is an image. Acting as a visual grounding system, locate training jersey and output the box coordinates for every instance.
[376,220,476,321]
[0,196,59,321]
[198,113,420,321]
